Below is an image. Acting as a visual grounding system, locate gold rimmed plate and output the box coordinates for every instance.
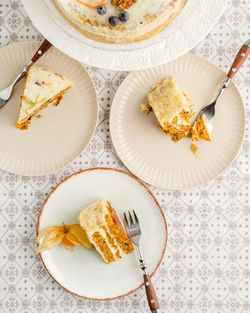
[37,168,167,299]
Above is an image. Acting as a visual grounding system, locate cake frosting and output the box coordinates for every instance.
[53,0,186,43]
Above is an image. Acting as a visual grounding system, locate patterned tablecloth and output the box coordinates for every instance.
[0,1,249,312]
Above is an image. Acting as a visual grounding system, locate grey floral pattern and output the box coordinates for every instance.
[0,0,249,312]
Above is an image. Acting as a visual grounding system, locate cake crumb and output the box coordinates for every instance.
[191,144,198,157]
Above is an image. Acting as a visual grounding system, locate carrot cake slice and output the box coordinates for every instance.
[191,114,212,142]
[79,200,134,264]
[190,114,212,157]
[16,66,73,130]
[141,76,195,142]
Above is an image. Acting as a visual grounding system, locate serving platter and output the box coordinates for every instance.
[21,0,228,71]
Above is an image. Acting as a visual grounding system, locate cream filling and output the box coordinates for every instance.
[86,227,125,263]
[201,114,213,138]
[167,113,191,133]
[55,0,184,40]
[168,109,193,126]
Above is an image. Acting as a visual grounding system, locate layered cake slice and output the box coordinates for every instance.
[191,114,212,143]
[191,114,213,157]
[141,76,195,142]
[16,66,73,129]
[79,200,134,263]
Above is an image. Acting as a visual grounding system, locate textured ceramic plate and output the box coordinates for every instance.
[21,0,228,71]
[38,168,167,299]
[110,54,245,190]
[0,42,98,176]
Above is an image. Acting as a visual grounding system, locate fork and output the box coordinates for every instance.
[124,210,159,313]
[195,39,250,123]
[0,39,52,109]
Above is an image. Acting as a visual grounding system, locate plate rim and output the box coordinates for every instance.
[20,0,229,71]
[0,41,99,177]
[110,53,246,190]
[37,167,168,300]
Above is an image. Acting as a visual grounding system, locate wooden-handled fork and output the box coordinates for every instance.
[195,39,250,123]
[124,210,159,313]
[0,39,52,109]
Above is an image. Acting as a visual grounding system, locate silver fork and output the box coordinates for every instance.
[195,39,250,123]
[124,210,159,313]
[0,39,52,109]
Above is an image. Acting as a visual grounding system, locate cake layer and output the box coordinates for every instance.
[191,114,213,142]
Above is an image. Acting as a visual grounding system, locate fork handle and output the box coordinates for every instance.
[228,39,250,79]
[12,39,52,86]
[31,39,52,63]
[143,274,159,312]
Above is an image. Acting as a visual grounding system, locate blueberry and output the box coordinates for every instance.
[119,11,129,22]
[97,5,106,15]
[109,16,119,27]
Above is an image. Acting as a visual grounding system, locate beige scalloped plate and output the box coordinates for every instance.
[110,54,245,190]
[0,42,98,176]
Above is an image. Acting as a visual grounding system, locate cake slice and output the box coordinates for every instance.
[141,76,195,142]
[79,200,134,264]
[191,114,212,157]
[16,66,73,129]
[191,114,212,142]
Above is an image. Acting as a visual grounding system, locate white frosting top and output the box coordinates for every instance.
[54,0,184,41]
[79,200,109,232]
[18,66,73,122]
[147,76,192,128]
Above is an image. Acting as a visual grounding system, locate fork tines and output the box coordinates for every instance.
[124,210,140,226]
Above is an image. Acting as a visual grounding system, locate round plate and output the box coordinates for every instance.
[110,54,245,190]
[0,42,98,176]
[37,168,167,300]
[21,0,228,71]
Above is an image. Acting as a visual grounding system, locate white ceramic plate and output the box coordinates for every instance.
[0,42,98,176]
[38,168,167,299]
[21,0,228,71]
[110,54,245,190]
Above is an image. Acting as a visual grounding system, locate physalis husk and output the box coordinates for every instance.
[36,224,93,254]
